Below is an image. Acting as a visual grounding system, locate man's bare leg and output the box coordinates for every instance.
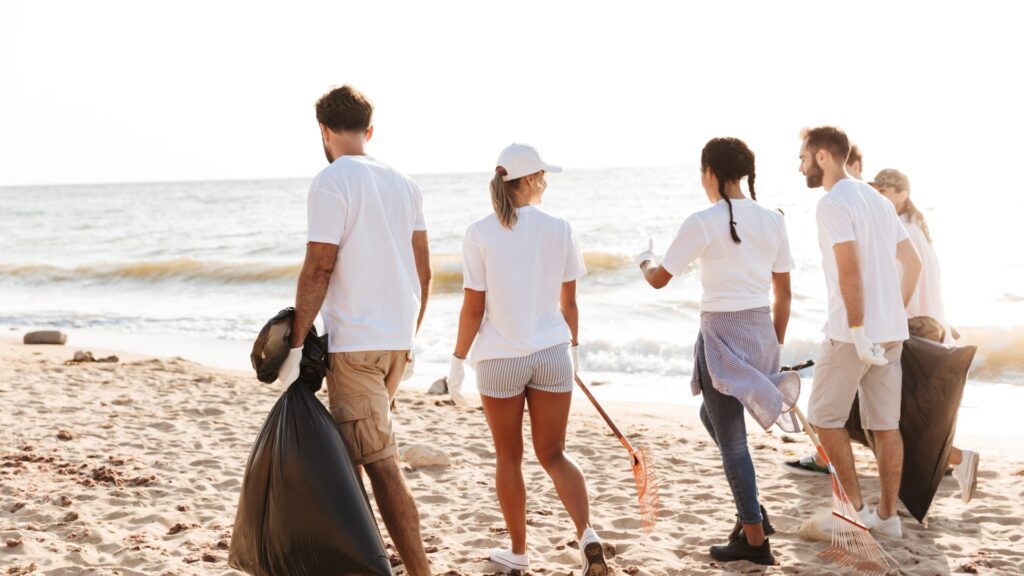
[815,426,863,511]
[872,429,903,519]
[364,456,431,576]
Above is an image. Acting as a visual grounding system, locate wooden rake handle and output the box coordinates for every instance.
[791,405,832,467]
[573,374,637,455]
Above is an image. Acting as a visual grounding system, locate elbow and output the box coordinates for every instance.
[775,288,792,306]
[465,303,485,319]
[315,263,335,281]
[303,260,334,283]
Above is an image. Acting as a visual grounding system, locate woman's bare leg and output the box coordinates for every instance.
[526,388,591,538]
[481,393,528,554]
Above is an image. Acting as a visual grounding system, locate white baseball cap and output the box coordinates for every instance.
[496,143,562,181]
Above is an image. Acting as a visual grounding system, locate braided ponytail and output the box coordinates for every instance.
[490,167,521,229]
[720,179,741,243]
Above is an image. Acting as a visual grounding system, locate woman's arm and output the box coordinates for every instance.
[559,280,579,345]
[453,288,486,358]
[640,260,674,289]
[771,271,792,344]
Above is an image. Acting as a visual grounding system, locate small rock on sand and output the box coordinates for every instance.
[399,444,451,468]
[24,330,67,345]
[56,430,75,441]
[6,538,22,548]
[427,377,448,395]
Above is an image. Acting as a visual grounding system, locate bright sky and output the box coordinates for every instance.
[2,0,1022,198]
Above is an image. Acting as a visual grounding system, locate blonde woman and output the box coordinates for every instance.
[872,168,979,502]
[446,143,607,575]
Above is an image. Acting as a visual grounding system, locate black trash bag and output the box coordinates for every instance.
[250,306,328,389]
[229,309,392,576]
[844,335,977,523]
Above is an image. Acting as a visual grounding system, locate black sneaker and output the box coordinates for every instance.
[710,533,776,566]
[727,505,775,543]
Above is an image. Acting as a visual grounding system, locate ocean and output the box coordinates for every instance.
[3,167,1023,434]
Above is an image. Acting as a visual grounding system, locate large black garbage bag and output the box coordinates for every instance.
[229,309,392,576]
[844,335,977,523]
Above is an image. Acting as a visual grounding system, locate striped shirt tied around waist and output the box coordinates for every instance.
[690,307,801,432]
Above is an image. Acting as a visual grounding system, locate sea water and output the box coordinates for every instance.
[3,167,1023,434]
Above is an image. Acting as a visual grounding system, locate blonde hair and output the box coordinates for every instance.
[490,167,522,229]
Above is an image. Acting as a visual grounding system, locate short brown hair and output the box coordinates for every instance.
[316,85,373,133]
[800,126,851,164]
[847,144,862,167]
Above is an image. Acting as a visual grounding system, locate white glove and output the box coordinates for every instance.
[447,355,467,406]
[277,347,304,385]
[402,350,415,381]
[570,344,580,374]
[633,238,655,267]
[850,326,888,366]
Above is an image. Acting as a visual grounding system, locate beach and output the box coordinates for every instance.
[3,336,1022,575]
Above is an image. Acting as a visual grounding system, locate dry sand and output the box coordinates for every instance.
[2,337,1022,575]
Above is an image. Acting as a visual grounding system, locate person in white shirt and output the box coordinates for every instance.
[446,143,607,576]
[798,126,922,539]
[635,137,797,566]
[871,168,979,502]
[279,85,432,575]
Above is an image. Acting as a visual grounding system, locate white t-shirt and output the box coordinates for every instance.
[306,155,427,352]
[816,178,910,343]
[661,199,795,312]
[462,206,586,366]
[903,217,951,341]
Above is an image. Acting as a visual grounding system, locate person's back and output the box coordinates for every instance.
[901,216,946,328]
[816,178,909,344]
[464,206,582,363]
[664,199,791,312]
[309,154,426,351]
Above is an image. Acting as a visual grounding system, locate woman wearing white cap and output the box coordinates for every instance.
[447,143,607,575]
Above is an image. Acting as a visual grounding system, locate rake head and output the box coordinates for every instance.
[630,446,660,533]
[820,449,898,576]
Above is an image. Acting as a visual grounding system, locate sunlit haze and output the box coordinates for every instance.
[3,1,1023,329]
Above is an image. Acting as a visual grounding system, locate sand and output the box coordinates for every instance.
[2,337,1023,575]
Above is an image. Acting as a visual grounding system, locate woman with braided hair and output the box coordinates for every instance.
[635,137,798,565]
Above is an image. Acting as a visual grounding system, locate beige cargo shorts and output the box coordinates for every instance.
[808,339,903,431]
[326,350,409,466]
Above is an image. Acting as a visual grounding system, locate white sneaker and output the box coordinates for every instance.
[861,507,902,538]
[955,450,980,503]
[489,548,529,573]
[578,528,608,576]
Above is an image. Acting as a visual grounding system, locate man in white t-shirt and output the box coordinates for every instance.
[798,126,922,539]
[278,85,432,575]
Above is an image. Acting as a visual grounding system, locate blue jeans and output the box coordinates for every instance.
[696,333,763,525]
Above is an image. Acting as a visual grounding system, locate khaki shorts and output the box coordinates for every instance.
[808,339,903,431]
[326,350,409,466]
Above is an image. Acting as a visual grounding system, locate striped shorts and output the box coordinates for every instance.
[475,343,573,399]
